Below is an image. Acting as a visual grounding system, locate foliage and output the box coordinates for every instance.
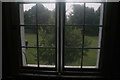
[67,4,100,36]
[24,3,100,65]
[64,26,83,65]
[38,27,55,65]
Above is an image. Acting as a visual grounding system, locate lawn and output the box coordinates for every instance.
[24,33,100,66]
[83,36,99,66]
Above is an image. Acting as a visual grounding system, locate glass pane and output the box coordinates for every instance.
[23,4,36,24]
[65,26,83,47]
[83,49,100,68]
[66,3,84,25]
[39,48,55,67]
[38,26,56,47]
[84,26,102,48]
[22,48,37,67]
[64,49,82,68]
[21,26,37,47]
[37,3,55,24]
[23,3,55,25]
[85,3,101,24]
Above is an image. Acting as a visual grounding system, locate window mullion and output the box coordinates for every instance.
[56,2,61,73]
[81,3,86,69]
[56,2,65,74]
[36,3,40,68]
[60,2,65,73]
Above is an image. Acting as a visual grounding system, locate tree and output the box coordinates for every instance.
[24,4,94,65]
[67,4,100,36]
[24,4,56,65]
[24,3,53,33]
[65,26,83,65]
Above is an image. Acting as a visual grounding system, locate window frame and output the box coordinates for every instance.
[19,2,104,75]
[19,2,57,71]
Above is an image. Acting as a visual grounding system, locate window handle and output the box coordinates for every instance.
[25,40,28,49]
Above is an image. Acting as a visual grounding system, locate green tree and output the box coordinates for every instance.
[65,26,83,65]
[24,4,95,65]
[24,3,53,33]
[38,27,55,65]
[67,4,100,36]
[24,4,56,65]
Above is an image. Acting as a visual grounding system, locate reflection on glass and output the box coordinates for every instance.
[39,48,55,67]
[66,3,84,25]
[83,49,99,68]
[22,48,37,66]
[64,49,82,67]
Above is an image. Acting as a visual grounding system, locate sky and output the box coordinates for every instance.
[24,3,101,15]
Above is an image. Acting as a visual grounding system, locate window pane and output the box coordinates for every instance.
[65,26,83,47]
[39,48,55,67]
[23,4,36,24]
[66,3,84,25]
[23,3,55,25]
[21,26,37,47]
[38,26,56,47]
[84,26,102,48]
[37,3,55,24]
[83,49,100,68]
[85,3,101,24]
[64,49,82,68]
[22,48,37,67]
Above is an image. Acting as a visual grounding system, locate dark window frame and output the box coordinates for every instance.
[19,2,104,75]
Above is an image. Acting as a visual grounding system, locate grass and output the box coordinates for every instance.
[24,33,37,64]
[24,33,99,66]
[25,48,37,64]
[83,49,98,66]
[83,36,99,66]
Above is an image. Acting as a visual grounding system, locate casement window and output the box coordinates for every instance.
[19,2,104,72]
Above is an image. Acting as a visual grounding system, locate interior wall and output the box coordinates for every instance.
[101,2,120,79]
[2,2,120,80]
[0,1,2,80]
[2,2,22,79]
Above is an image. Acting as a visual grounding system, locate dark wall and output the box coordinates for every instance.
[101,2,120,79]
[0,1,2,80]
[2,2,22,79]
[2,2,120,80]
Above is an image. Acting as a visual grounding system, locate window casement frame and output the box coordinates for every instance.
[19,2,104,75]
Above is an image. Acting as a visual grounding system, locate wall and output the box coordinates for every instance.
[2,2,22,79]
[101,2,120,79]
[0,1,2,80]
[2,2,120,80]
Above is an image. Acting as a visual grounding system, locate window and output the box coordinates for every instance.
[19,2,104,72]
[20,3,56,69]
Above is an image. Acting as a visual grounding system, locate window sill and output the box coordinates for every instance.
[24,64,98,68]
[17,67,102,79]
[8,73,103,80]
